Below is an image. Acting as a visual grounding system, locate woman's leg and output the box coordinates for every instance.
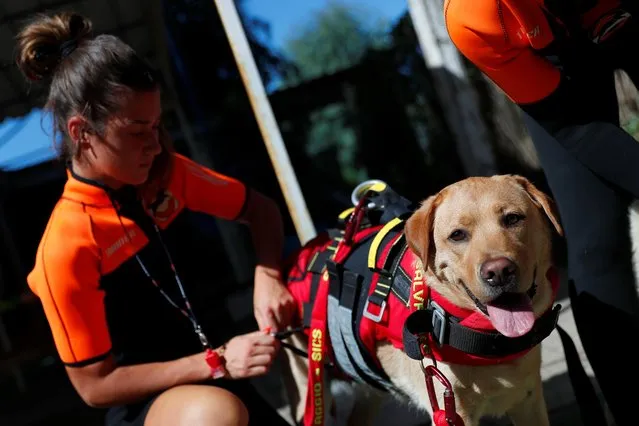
[523,112,639,426]
[143,384,249,426]
[105,380,290,426]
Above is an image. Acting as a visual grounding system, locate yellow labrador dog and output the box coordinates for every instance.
[280,175,563,426]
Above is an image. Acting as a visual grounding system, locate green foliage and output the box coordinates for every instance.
[279,3,395,188]
[277,2,463,195]
[305,103,368,184]
[282,2,392,85]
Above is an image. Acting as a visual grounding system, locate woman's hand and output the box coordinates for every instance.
[222,330,279,379]
[253,266,296,332]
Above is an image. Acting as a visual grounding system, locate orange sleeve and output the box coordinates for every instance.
[444,0,562,105]
[170,153,248,220]
[27,209,111,366]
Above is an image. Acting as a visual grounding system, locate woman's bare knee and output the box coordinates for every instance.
[145,384,249,426]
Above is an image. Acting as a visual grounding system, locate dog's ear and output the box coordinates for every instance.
[405,193,440,269]
[511,175,564,237]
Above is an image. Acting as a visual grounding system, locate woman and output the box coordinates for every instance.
[18,12,295,426]
[445,0,639,424]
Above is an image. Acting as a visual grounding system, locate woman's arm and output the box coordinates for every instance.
[66,351,212,408]
[66,329,278,408]
[171,154,296,330]
[446,4,639,199]
[236,188,284,276]
[236,189,296,331]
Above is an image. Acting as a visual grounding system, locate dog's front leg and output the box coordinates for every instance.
[506,379,550,426]
[279,333,311,423]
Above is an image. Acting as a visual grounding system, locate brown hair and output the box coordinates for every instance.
[15,12,173,195]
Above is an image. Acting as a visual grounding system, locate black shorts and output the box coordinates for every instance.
[104,379,291,426]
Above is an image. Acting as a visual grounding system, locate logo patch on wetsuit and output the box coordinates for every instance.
[153,190,181,223]
[106,230,137,257]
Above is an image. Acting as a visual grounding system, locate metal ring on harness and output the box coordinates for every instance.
[344,180,387,244]
[351,179,388,207]
[362,299,387,323]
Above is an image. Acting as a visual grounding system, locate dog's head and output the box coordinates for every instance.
[405,175,563,338]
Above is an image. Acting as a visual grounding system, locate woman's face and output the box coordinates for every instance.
[78,89,163,188]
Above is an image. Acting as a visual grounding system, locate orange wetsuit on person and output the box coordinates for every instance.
[27,153,248,367]
[445,0,628,104]
[28,153,293,426]
[445,1,639,425]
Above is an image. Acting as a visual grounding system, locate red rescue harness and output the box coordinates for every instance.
[284,207,560,426]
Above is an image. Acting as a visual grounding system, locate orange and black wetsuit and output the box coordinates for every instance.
[446,1,639,423]
[27,153,287,426]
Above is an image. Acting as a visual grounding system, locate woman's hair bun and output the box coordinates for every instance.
[15,12,92,81]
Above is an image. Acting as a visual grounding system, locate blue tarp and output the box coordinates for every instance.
[0,109,57,172]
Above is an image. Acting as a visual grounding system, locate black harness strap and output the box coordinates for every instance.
[326,258,389,390]
[390,259,411,306]
[302,229,342,328]
[363,228,409,323]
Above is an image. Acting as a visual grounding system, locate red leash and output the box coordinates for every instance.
[303,268,330,426]
[303,195,370,426]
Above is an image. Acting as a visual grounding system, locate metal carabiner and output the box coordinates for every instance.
[422,364,465,426]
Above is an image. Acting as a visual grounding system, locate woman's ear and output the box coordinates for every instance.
[67,115,92,152]
[67,115,84,143]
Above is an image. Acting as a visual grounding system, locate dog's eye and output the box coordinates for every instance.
[448,229,467,242]
[503,213,525,227]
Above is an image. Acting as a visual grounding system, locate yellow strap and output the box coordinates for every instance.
[338,207,355,220]
[369,182,387,192]
[367,216,404,270]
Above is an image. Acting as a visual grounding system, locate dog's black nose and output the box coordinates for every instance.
[480,257,517,287]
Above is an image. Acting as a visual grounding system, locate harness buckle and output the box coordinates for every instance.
[430,300,448,347]
[363,299,386,323]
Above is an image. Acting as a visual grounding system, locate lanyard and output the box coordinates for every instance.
[116,209,211,350]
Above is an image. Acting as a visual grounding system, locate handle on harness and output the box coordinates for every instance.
[350,179,415,227]
[343,191,370,244]
[423,365,465,426]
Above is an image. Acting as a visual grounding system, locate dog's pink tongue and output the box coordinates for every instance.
[486,294,534,338]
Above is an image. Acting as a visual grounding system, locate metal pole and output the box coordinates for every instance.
[213,0,317,245]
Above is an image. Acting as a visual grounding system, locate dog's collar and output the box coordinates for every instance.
[402,296,561,362]
[400,267,561,364]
